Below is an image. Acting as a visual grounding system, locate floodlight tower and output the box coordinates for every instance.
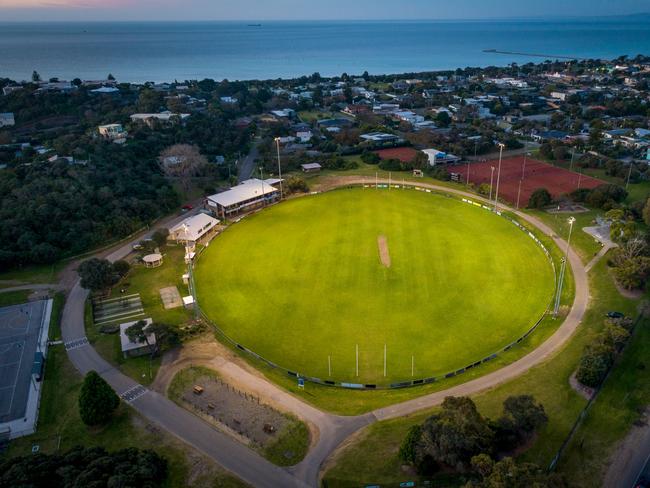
[553,216,576,317]
[494,143,505,212]
[274,137,284,199]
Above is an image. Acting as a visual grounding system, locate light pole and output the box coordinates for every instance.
[516,179,523,210]
[522,151,530,180]
[554,216,576,317]
[626,162,634,190]
[489,166,495,202]
[274,137,284,199]
[494,143,505,212]
[569,149,575,173]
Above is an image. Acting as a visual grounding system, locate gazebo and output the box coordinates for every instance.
[142,253,163,268]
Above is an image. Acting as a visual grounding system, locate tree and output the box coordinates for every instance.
[31,70,41,82]
[151,228,169,248]
[642,197,650,226]
[501,395,548,435]
[528,188,552,209]
[112,259,130,278]
[146,322,180,354]
[286,176,309,194]
[159,144,208,195]
[576,342,615,388]
[78,371,120,426]
[399,425,422,464]
[435,110,452,127]
[0,446,168,487]
[125,320,151,346]
[78,258,118,292]
[465,456,566,488]
[419,397,494,471]
[107,73,115,81]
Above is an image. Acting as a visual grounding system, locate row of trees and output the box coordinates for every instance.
[0,445,168,487]
[399,395,551,480]
[576,316,634,388]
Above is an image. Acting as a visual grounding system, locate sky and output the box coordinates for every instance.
[0,0,649,22]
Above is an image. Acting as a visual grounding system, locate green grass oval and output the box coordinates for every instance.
[195,188,555,384]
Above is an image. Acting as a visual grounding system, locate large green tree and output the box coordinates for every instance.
[78,370,120,426]
[419,396,494,471]
[0,446,168,487]
[77,258,118,292]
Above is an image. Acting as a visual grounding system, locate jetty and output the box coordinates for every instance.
[483,49,588,61]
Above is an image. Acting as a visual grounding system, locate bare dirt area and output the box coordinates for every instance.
[377,235,391,268]
[182,375,294,449]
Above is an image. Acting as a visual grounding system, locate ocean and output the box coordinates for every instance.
[0,19,649,83]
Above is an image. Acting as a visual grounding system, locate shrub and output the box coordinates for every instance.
[576,342,615,388]
[360,151,381,164]
[378,158,402,171]
[528,188,552,209]
[398,425,422,464]
[287,176,309,194]
[112,259,130,278]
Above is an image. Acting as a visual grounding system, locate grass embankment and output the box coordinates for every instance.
[323,256,639,486]
[0,262,64,285]
[3,294,246,488]
[0,290,32,307]
[169,366,310,467]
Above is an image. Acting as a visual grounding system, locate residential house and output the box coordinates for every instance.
[98,123,127,142]
[0,113,15,127]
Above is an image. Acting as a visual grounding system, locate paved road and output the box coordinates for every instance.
[238,141,260,183]
[59,177,594,487]
[603,408,650,488]
[60,211,310,488]
[0,284,62,294]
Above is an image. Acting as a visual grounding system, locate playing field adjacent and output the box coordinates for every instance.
[195,188,555,384]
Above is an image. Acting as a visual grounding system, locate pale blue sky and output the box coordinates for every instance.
[1,0,649,22]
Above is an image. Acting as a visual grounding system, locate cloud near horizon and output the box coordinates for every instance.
[1,0,649,21]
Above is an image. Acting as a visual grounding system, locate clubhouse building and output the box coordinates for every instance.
[207,178,281,219]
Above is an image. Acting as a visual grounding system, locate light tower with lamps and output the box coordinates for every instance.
[554,216,576,317]
[274,137,284,199]
[494,142,505,212]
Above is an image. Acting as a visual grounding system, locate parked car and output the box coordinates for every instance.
[606,311,624,319]
[181,204,193,212]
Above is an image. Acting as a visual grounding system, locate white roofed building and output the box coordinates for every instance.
[423,148,461,166]
[207,179,281,219]
[169,213,220,245]
[130,111,190,127]
[0,113,15,128]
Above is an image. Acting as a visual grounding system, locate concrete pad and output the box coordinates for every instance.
[159,286,183,309]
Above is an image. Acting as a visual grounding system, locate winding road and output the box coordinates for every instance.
[58,178,592,487]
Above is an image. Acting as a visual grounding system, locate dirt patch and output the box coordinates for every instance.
[569,371,595,400]
[182,375,300,457]
[378,235,391,268]
[159,286,183,309]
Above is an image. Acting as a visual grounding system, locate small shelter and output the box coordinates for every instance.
[143,253,163,268]
[120,318,156,358]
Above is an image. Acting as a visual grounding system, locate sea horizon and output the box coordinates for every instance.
[1,18,649,83]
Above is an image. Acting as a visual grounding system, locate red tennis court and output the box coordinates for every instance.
[451,156,606,206]
[375,147,418,162]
